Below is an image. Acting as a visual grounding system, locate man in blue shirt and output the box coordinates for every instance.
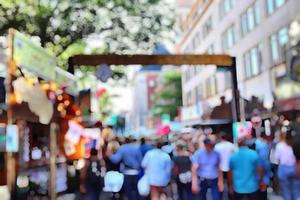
[108,138,143,200]
[228,137,264,200]
[142,141,172,199]
[192,138,222,200]
[254,136,271,200]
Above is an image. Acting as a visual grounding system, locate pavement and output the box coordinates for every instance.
[57,190,283,200]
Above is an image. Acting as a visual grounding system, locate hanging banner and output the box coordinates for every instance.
[12,30,56,80]
[55,67,78,94]
[6,125,18,152]
[65,120,84,145]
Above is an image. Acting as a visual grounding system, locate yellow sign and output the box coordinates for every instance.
[12,30,56,80]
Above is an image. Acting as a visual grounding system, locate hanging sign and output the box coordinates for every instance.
[12,30,56,80]
[232,122,252,142]
[96,64,112,82]
[6,125,18,152]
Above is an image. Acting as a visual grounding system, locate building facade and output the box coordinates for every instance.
[177,0,300,125]
[132,71,161,129]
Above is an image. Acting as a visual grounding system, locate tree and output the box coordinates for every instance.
[0,0,175,58]
[98,92,113,115]
[151,70,182,120]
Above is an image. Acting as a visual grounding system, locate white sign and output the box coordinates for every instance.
[65,120,84,145]
[6,125,18,152]
[83,128,100,139]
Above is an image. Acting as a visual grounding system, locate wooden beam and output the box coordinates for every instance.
[69,54,233,67]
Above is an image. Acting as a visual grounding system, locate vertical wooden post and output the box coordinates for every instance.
[6,29,16,195]
[49,122,57,200]
[230,57,240,122]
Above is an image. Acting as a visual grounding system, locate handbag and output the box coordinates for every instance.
[178,171,192,184]
[138,174,150,196]
[103,171,124,193]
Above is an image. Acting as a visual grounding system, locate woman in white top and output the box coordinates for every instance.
[275,130,300,200]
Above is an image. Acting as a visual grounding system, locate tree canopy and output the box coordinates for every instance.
[0,0,175,58]
[151,70,182,120]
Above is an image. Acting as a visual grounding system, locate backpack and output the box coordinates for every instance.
[86,160,103,186]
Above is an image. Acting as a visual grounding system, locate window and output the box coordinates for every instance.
[196,84,204,100]
[219,0,235,18]
[241,1,260,36]
[222,25,235,51]
[185,69,190,82]
[224,71,232,89]
[202,16,213,39]
[187,91,192,106]
[270,26,289,65]
[207,44,215,54]
[193,66,197,76]
[244,44,263,78]
[206,76,217,97]
[267,0,286,15]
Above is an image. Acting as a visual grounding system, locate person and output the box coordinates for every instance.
[191,138,222,200]
[142,140,172,200]
[253,133,271,200]
[214,132,234,200]
[275,130,300,200]
[228,137,264,200]
[292,132,300,176]
[140,137,154,157]
[108,137,143,200]
[80,148,104,200]
[269,129,280,195]
[105,140,122,200]
[173,140,193,200]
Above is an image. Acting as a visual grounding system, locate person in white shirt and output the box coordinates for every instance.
[214,132,235,200]
[275,130,300,200]
[142,141,172,200]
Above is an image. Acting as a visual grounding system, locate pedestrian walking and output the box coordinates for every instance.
[228,137,264,200]
[275,129,300,200]
[142,140,172,200]
[214,132,235,200]
[191,137,223,200]
[173,140,193,200]
[108,137,143,200]
[104,140,123,200]
[80,148,104,200]
[254,133,271,200]
[292,131,300,176]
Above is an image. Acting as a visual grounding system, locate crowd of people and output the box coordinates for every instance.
[78,125,300,200]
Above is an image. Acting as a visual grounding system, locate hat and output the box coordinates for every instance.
[204,138,213,145]
[176,140,186,149]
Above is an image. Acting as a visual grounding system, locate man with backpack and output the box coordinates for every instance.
[107,137,143,200]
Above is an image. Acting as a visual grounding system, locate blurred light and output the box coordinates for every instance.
[57,95,63,101]
[40,83,50,91]
[76,110,81,116]
[64,100,70,106]
[57,103,64,112]
[283,120,290,126]
[50,82,57,91]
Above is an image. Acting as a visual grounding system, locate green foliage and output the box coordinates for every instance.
[0,0,175,58]
[151,70,182,120]
[98,92,113,115]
